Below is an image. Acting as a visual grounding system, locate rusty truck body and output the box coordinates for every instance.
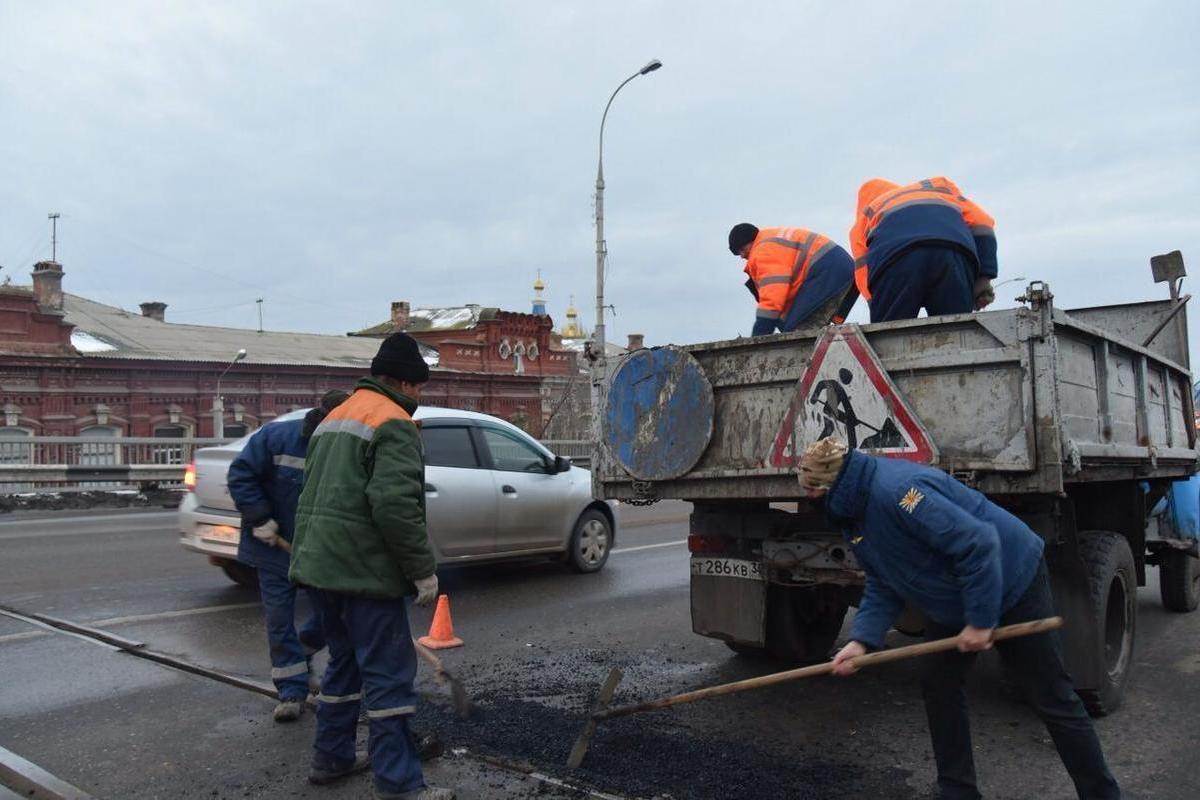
[595,276,1200,714]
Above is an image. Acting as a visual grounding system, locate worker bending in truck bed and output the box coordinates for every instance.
[849,177,998,322]
[799,438,1120,800]
[227,388,348,722]
[728,224,857,336]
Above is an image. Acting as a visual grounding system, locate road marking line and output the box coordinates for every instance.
[0,743,97,800]
[612,539,687,555]
[0,609,121,651]
[0,602,261,644]
[88,602,262,627]
[619,515,689,529]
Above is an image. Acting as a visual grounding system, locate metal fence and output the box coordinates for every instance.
[540,440,593,467]
[0,436,593,490]
[0,436,233,490]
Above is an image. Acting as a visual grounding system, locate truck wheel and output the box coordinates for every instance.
[1076,531,1136,716]
[732,586,847,664]
[220,560,259,589]
[1159,551,1200,612]
[566,509,611,573]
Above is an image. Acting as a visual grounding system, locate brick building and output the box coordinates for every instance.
[350,297,589,436]
[0,261,563,444]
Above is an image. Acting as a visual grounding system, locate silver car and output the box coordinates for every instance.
[178,406,614,586]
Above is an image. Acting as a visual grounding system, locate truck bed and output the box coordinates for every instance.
[597,288,1197,501]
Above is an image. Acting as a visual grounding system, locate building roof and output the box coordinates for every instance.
[351,305,499,337]
[61,294,440,368]
[558,337,627,357]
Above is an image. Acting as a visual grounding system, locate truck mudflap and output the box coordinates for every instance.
[690,556,766,646]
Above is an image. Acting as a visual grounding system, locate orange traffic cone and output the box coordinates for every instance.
[418,594,463,650]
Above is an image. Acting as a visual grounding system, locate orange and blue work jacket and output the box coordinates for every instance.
[849,177,997,301]
[744,227,855,336]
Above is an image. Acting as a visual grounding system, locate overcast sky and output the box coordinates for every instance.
[2,2,1197,356]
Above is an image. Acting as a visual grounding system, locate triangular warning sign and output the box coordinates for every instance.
[769,325,937,467]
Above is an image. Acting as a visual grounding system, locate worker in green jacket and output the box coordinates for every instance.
[290,332,454,800]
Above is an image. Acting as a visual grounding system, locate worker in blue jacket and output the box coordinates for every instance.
[228,389,348,722]
[799,438,1120,800]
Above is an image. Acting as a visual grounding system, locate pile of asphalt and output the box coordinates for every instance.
[420,651,912,800]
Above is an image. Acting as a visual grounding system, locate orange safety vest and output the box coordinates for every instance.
[849,177,996,301]
[744,227,840,325]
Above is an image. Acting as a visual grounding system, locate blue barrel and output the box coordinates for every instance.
[605,347,715,481]
[1168,474,1200,541]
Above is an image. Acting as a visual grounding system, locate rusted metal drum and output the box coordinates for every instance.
[604,347,714,481]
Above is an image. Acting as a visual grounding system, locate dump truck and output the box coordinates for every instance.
[595,256,1199,715]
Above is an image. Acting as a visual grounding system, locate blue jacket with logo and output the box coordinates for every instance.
[227,417,309,574]
[825,449,1043,649]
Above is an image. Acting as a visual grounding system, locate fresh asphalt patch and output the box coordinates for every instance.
[420,648,912,800]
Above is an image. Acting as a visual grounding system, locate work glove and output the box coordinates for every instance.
[413,574,439,607]
[974,277,996,311]
[252,519,280,544]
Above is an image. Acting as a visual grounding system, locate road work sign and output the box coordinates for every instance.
[769,325,936,467]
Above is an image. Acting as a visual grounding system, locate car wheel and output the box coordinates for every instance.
[220,560,259,589]
[567,509,611,574]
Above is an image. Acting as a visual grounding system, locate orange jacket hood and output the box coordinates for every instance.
[856,179,899,213]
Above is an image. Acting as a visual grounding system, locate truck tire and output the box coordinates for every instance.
[727,586,847,664]
[1159,550,1200,612]
[1076,531,1136,716]
[220,560,259,589]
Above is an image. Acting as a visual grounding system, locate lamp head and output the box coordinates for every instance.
[235,349,247,361]
[640,59,663,75]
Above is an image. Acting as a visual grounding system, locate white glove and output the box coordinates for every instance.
[413,574,439,607]
[974,277,996,311]
[252,519,280,543]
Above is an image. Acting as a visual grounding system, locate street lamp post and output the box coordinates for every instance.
[593,58,662,373]
[214,348,247,438]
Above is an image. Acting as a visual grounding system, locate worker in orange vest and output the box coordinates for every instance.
[728,224,857,336]
[849,178,998,322]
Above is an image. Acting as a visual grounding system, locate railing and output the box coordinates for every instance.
[541,440,593,467]
[0,437,595,489]
[0,436,233,490]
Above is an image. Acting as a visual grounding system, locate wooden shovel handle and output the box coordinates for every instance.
[593,616,1062,721]
[412,636,448,679]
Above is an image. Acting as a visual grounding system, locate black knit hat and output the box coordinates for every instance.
[370,333,430,384]
[728,223,759,255]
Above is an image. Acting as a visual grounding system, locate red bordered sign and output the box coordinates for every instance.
[769,325,937,467]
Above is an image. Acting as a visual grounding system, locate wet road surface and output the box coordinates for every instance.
[1,504,1198,799]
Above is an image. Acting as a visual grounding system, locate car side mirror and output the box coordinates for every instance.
[553,455,572,473]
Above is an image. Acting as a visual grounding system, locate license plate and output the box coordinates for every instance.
[690,557,763,581]
[200,524,239,544]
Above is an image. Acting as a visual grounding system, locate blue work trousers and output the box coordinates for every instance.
[868,244,976,323]
[921,562,1120,799]
[257,566,325,701]
[311,591,425,795]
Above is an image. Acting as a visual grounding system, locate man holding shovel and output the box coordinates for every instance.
[800,438,1120,800]
[291,332,454,800]
[228,389,349,722]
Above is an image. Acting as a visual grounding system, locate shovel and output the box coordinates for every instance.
[274,536,472,719]
[567,616,1062,768]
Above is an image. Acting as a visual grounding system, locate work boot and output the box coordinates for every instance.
[272,700,304,723]
[372,786,456,800]
[308,752,369,785]
[413,731,445,761]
